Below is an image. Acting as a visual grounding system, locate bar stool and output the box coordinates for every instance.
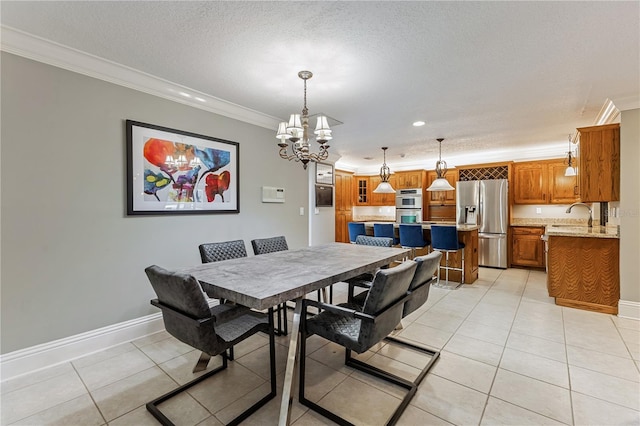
[430,225,465,289]
[373,223,399,245]
[399,224,430,259]
[348,222,366,244]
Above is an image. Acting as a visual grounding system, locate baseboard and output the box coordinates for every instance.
[0,313,164,382]
[618,299,640,321]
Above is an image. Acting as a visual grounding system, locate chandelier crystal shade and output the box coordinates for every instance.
[564,134,576,177]
[426,138,455,191]
[373,147,395,193]
[275,71,331,170]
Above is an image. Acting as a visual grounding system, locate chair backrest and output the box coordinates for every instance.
[355,235,393,247]
[430,225,462,251]
[145,265,220,354]
[403,251,442,316]
[360,260,417,346]
[199,240,247,263]
[347,222,366,243]
[399,224,427,248]
[373,223,395,240]
[251,236,288,255]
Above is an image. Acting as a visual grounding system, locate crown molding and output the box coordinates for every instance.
[0,26,280,130]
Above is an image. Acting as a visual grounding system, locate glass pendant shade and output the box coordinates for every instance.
[564,165,576,177]
[373,147,396,193]
[426,138,455,191]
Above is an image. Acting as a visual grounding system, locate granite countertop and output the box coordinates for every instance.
[361,222,479,231]
[545,225,620,239]
[511,218,588,227]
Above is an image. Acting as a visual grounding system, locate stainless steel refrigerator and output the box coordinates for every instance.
[456,179,508,268]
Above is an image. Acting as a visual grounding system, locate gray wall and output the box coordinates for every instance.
[620,108,640,303]
[1,53,310,353]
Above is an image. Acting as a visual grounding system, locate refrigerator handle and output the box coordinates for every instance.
[478,233,505,239]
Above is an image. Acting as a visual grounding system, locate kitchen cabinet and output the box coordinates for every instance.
[513,162,547,204]
[395,170,425,189]
[369,175,397,206]
[511,226,545,268]
[548,162,579,204]
[335,171,354,243]
[577,123,620,202]
[513,159,578,204]
[547,235,619,314]
[426,170,458,205]
[355,176,369,205]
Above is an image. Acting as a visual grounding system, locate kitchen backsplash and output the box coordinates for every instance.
[511,202,621,226]
[352,206,396,221]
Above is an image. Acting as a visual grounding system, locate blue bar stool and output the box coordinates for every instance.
[373,223,399,245]
[398,224,430,259]
[430,225,465,289]
[348,222,366,244]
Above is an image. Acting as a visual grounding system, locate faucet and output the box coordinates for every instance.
[566,202,593,227]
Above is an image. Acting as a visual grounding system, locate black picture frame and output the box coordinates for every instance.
[126,120,240,215]
[315,184,334,207]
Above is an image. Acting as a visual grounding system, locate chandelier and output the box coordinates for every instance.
[275,71,332,169]
[564,134,576,177]
[426,138,455,191]
[373,147,395,193]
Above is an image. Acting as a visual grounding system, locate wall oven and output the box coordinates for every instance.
[396,208,422,224]
[396,188,423,209]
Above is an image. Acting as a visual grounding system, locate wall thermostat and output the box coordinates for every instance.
[262,186,285,203]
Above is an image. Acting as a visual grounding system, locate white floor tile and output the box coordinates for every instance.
[481,396,566,425]
[500,347,569,388]
[571,391,640,426]
[490,369,572,424]
[569,365,640,411]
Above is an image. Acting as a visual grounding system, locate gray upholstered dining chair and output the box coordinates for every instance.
[250,236,289,335]
[144,265,276,426]
[198,239,249,361]
[299,260,425,425]
[199,239,247,263]
[345,235,395,301]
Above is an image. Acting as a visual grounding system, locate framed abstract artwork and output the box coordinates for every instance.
[126,120,239,215]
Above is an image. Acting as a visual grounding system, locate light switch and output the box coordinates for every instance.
[299,207,304,216]
[536,208,542,214]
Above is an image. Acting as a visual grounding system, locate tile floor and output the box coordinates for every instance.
[2,268,640,425]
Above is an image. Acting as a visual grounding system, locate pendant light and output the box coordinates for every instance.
[564,134,576,176]
[373,147,395,193]
[426,138,455,191]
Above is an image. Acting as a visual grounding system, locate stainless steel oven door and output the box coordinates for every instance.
[396,209,422,224]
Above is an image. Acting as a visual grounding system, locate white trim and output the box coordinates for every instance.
[0,313,164,382]
[618,300,640,321]
[0,26,280,130]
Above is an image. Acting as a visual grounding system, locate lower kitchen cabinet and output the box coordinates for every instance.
[547,235,619,314]
[511,226,545,268]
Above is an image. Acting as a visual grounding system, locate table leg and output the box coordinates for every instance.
[278,297,303,425]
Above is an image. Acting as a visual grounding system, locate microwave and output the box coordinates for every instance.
[396,188,422,209]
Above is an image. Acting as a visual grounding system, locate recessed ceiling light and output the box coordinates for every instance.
[413,121,426,127]
[363,156,374,160]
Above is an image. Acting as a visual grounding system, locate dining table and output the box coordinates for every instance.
[181,242,410,425]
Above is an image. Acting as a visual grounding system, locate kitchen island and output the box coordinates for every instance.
[362,222,479,284]
[546,225,620,314]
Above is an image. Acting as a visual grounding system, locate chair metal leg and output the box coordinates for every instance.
[192,352,211,373]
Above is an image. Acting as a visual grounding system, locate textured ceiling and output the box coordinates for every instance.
[2,1,638,172]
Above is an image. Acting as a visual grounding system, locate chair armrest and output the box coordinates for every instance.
[151,299,214,328]
[302,299,377,323]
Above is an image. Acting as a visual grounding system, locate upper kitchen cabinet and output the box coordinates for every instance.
[335,170,354,243]
[369,174,397,206]
[395,170,425,189]
[513,162,548,204]
[355,176,370,205]
[577,123,620,202]
[426,170,458,205]
[513,159,578,204]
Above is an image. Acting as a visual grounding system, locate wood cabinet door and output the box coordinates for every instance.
[578,123,620,202]
[355,177,370,205]
[511,227,544,267]
[335,171,354,242]
[513,162,548,204]
[395,171,423,189]
[548,162,579,204]
[335,210,352,243]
